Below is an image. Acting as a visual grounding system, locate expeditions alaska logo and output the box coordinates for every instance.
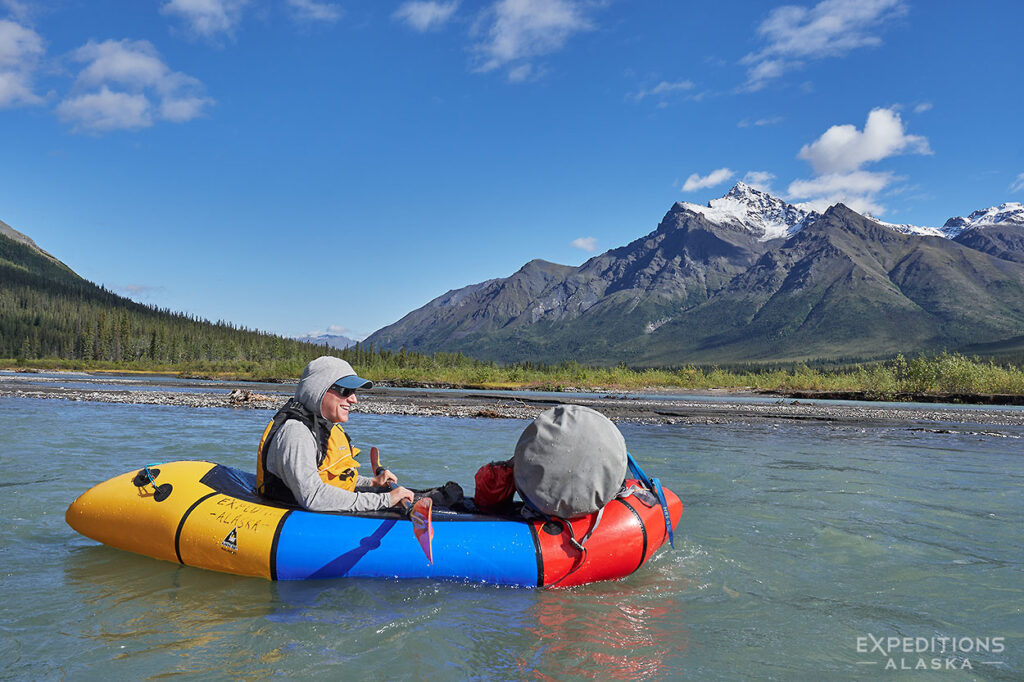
[856,634,1007,671]
[221,527,238,553]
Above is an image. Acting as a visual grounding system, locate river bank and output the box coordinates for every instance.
[6,349,1024,403]
[2,371,1023,428]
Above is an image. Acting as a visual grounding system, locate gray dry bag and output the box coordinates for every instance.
[512,405,627,518]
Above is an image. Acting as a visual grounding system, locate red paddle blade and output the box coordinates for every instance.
[369,446,380,472]
[410,497,434,565]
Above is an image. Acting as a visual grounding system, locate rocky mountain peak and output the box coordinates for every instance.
[677,182,819,241]
[942,202,1024,237]
[517,258,566,273]
[724,180,768,202]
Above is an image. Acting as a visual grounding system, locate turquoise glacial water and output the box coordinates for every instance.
[1,396,1021,680]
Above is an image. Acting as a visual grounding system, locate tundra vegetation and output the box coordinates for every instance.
[4,347,1023,401]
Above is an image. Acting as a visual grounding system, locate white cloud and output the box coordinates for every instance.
[742,171,776,193]
[162,0,339,35]
[632,79,694,102]
[797,107,930,174]
[0,16,37,62]
[0,18,44,107]
[161,0,248,38]
[57,87,152,131]
[287,0,342,23]
[0,70,39,105]
[473,0,594,76]
[304,325,354,336]
[913,101,932,114]
[742,0,906,89]
[1,1,31,21]
[393,1,458,32]
[1011,173,1024,194]
[117,284,163,300]
[571,236,597,252]
[74,40,179,90]
[682,168,735,192]
[507,63,533,82]
[785,107,930,215]
[737,116,783,128]
[160,95,211,122]
[744,58,784,90]
[788,170,894,199]
[791,192,886,216]
[60,39,213,132]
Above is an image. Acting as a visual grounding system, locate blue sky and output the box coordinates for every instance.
[1,0,1022,340]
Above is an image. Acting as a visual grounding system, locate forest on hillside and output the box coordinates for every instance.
[1,230,500,378]
[1,275,333,369]
[0,230,345,372]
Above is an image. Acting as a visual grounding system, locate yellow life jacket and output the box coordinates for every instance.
[256,398,363,502]
[317,424,361,490]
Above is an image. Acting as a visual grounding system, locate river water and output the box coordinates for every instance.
[1,395,1021,680]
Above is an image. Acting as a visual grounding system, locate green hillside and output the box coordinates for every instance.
[0,229,342,375]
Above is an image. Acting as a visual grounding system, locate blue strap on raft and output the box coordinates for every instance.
[627,453,674,549]
[131,462,173,502]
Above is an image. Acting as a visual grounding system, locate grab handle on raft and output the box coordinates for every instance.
[132,464,172,502]
[627,453,673,548]
[371,447,434,565]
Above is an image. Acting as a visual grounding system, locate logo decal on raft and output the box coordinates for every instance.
[221,527,238,553]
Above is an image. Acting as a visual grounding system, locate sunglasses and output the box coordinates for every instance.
[330,386,357,398]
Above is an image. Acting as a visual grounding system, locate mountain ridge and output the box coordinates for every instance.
[293,333,359,350]
[367,187,1024,365]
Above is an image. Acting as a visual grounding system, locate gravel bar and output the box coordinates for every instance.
[2,375,1023,429]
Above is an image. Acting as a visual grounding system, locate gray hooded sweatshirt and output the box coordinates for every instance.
[264,356,391,512]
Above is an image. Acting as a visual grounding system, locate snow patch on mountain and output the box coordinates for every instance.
[942,202,1024,237]
[870,202,1024,239]
[678,182,819,241]
[683,185,1023,243]
[865,217,946,238]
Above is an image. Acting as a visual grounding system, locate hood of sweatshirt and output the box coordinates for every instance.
[294,356,364,418]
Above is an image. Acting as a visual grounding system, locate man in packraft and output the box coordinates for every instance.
[256,356,414,511]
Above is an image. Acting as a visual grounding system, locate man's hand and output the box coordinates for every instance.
[389,486,414,507]
[372,468,398,487]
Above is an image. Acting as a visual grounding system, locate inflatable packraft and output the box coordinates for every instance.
[66,460,682,587]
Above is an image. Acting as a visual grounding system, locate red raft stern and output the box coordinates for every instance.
[533,481,683,588]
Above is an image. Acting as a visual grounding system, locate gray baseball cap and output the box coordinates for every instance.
[333,365,374,390]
